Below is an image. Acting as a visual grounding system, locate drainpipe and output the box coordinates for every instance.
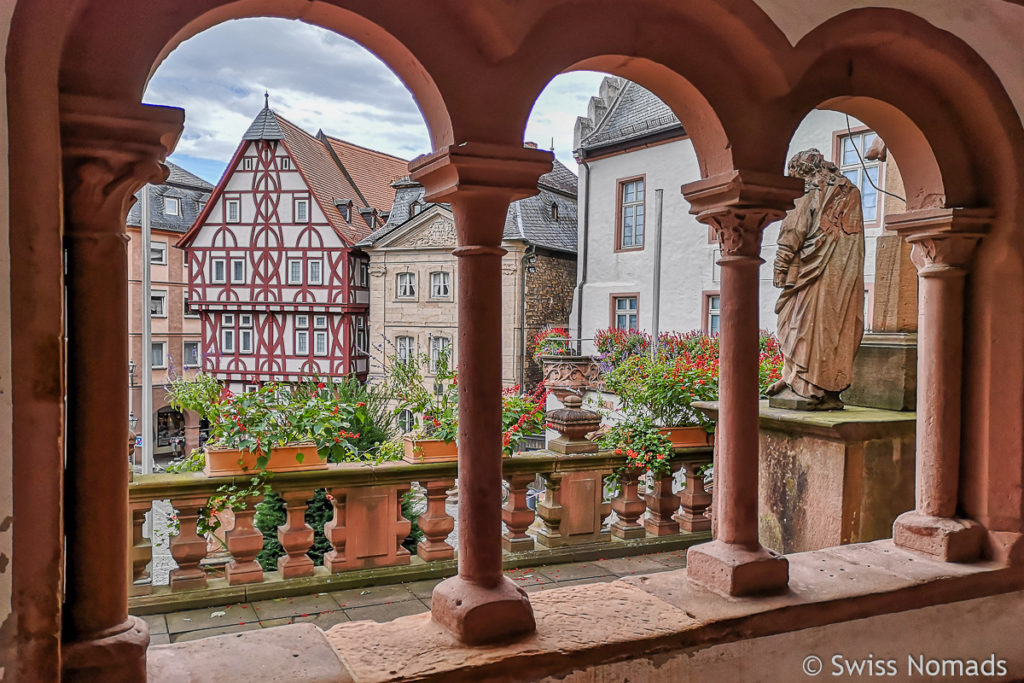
[651,188,664,358]
[141,184,154,474]
[574,157,591,351]
[519,243,536,391]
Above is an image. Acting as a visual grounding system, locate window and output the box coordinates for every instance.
[618,177,645,249]
[359,261,369,287]
[838,130,882,224]
[239,314,252,327]
[313,315,328,329]
[296,330,309,355]
[355,317,367,352]
[221,327,235,353]
[242,157,255,171]
[150,291,167,317]
[196,200,206,214]
[295,314,309,329]
[410,201,422,217]
[396,335,414,365]
[314,331,328,356]
[280,157,292,170]
[704,293,721,335]
[226,199,241,223]
[308,259,323,285]
[163,197,181,216]
[150,242,167,265]
[243,383,259,393]
[430,272,450,298]
[551,201,559,220]
[613,295,639,331]
[397,272,416,298]
[212,259,226,284]
[151,342,166,368]
[397,409,414,434]
[239,328,253,354]
[429,336,451,373]
[230,258,246,284]
[288,259,303,285]
[295,198,309,223]
[183,296,199,318]
[223,314,235,326]
[183,341,200,367]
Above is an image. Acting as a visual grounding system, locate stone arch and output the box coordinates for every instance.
[58,0,452,148]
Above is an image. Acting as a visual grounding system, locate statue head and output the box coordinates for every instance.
[787,148,839,180]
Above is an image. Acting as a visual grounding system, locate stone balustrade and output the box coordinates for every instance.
[127,447,712,613]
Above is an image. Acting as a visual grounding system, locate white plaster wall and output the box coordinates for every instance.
[574,109,880,352]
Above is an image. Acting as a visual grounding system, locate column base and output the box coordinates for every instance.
[892,511,985,562]
[502,535,535,553]
[687,540,789,596]
[611,523,647,540]
[226,561,264,585]
[62,616,149,682]
[430,575,535,645]
[417,540,455,561]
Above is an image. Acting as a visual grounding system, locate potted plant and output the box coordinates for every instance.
[389,348,460,463]
[532,327,573,361]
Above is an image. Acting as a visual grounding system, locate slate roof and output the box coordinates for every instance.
[242,105,285,141]
[580,80,683,150]
[126,161,213,234]
[360,158,578,254]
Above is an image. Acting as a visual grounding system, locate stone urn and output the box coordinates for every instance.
[538,354,601,401]
[545,394,602,454]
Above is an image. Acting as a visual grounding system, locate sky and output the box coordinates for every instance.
[144,18,606,184]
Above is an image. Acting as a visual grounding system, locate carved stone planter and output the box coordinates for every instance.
[659,426,714,448]
[203,442,325,477]
[538,354,601,401]
[402,437,458,463]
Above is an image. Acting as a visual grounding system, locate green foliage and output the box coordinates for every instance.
[167,372,223,421]
[388,348,458,442]
[599,416,674,482]
[165,448,206,473]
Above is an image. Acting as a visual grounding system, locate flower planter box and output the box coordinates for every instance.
[659,426,713,448]
[402,437,458,464]
[203,442,326,477]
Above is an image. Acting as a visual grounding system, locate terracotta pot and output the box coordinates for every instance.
[659,426,714,448]
[203,442,326,477]
[538,354,602,401]
[402,437,458,464]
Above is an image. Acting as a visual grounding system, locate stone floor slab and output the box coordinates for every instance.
[170,622,262,642]
[252,593,343,621]
[344,599,429,623]
[597,555,676,576]
[402,578,442,599]
[555,575,618,588]
[142,613,168,635]
[294,609,352,630]
[646,550,689,568]
[164,603,259,634]
[537,561,613,582]
[328,583,415,609]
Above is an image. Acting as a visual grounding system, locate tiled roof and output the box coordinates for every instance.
[321,135,409,216]
[241,106,285,141]
[580,80,683,150]
[127,161,212,234]
[361,159,578,254]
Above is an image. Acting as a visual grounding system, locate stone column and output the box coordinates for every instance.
[680,170,802,596]
[59,95,182,680]
[889,208,991,562]
[410,142,553,644]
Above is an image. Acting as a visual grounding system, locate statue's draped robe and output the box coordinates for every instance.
[774,174,865,399]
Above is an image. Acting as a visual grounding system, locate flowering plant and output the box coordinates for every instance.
[389,348,458,443]
[501,382,548,455]
[594,327,651,371]
[599,416,674,479]
[532,327,572,361]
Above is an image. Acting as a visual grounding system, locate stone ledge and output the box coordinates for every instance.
[694,400,915,442]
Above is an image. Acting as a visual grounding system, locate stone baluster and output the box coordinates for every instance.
[128,501,152,591]
[610,469,647,540]
[675,457,713,533]
[545,394,601,454]
[889,208,991,561]
[644,464,682,536]
[681,170,803,596]
[277,489,315,578]
[503,473,537,552]
[410,142,552,644]
[225,495,265,585]
[59,94,183,679]
[531,472,565,547]
[323,488,348,572]
[395,484,413,561]
[417,479,456,561]
[169,496,210,591]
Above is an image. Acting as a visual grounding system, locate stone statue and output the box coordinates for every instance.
[767,148,865,410]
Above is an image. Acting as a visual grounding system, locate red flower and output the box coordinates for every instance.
[316,382,326,389]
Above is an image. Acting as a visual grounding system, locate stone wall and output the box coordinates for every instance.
[523,249,577,389]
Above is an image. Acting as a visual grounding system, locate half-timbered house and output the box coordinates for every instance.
[177,101,408,392]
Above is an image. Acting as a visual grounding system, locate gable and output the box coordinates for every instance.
[374,208,456,250]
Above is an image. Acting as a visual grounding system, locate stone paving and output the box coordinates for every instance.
[145,550,689,644]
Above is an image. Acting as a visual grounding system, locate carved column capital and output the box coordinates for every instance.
[60,94,183,235]
[681,170,804,260]
[886,208,993,277]
[409,142,553,247]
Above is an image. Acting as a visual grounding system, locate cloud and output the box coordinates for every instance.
[145,18,607,182]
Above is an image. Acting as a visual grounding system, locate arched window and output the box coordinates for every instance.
[397,409,414,433]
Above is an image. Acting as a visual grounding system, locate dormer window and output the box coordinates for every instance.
[164,197,181,216]
[334,198,352,222]
[551,201,559,220]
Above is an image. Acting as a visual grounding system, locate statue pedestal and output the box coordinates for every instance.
[843,332,917,411]
[695,401,916,554]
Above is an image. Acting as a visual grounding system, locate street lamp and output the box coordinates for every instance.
[128,411,138,432]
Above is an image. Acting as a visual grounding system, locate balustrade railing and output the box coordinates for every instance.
[127,447,712,612]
